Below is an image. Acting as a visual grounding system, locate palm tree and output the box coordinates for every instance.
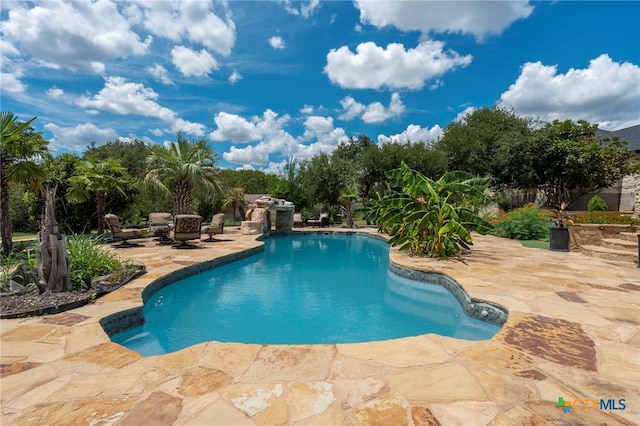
[143,132,223,215]
[66,157,130,234]
[223,187,247,221]
[0,112,50,256]
[338,182,360,228]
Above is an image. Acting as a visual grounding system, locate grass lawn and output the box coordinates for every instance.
[6,233,38,242]
[518,239,550,249]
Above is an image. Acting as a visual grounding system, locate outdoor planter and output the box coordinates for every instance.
[549,227,569,252]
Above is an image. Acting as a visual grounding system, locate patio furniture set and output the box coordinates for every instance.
[104,212,225,249]
[295,212,329,228]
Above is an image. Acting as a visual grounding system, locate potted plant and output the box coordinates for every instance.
[549,202,571,251]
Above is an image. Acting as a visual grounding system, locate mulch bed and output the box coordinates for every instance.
[0,266,145,319]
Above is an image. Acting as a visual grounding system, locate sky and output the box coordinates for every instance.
[1,1,639,173]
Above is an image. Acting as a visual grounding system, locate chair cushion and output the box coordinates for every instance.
[149,212,172,226]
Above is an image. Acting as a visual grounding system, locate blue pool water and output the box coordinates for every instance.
[111,233,501,356]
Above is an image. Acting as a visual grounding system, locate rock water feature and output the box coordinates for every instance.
[241,196,295,235]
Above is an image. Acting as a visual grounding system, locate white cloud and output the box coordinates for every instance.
[215,109,298,165]
[46,87,64,99]
[299,116,348,157]
[218,109,347,166]
[303,116,335,135]
[147,63,174,85]
[171,46,218,77]
[325,41,471,90]
[339,93,405,124]
[134,0,236,55]
[1,39,20,57]
[499,54,640,130]
[281,0,321,18]
[355,0,534,40]
[229,70,242,84]
[210,112,263,143]
[338,96,366,121]
[76,76,205,135]
[44,122,119,152]
[223,145,271,165]
[378,124,443,145]
[2,0,151,73]
[269,36,286,50]
[300,105,314,114]
[0,71,27,93]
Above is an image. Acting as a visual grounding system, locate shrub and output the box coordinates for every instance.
[67,235,122,288]
[489,203,551,240]
[0,250,38,292]
[364,164,492,258]
[570,211,640,225]
[587,195,608,212]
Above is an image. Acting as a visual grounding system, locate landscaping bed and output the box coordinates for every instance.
[0,265,145,319]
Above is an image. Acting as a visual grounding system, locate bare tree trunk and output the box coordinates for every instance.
[37,186,71,293]
[635,174,640,219]
[96,190,106,234]
[0,166,13,257]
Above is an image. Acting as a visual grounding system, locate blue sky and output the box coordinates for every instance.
[2,1,639,172]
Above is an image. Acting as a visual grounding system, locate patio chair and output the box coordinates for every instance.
[201,213,225,242]
[104,214,144,248]
[148,212,173,244]
[308,213,330,228]
[293,212,305,228]
[172,214,203,249]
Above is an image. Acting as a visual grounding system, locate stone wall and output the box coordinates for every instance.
[568,223,638,249]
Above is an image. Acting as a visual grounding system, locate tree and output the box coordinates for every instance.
[0,112,50,256]
[142,132,223,215]
[364,163,491,258]
[434,106,533,177]
[40,153,97,233]
[223,187,247,221]
[338,182,360,228]
[272,157,307,209]
[85,139,153,177]
[298,153,346,208]
[495,119,639,207]
[66,158,131,234]
[219,169,279,194]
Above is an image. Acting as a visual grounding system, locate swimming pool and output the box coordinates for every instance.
[111,233,503,356]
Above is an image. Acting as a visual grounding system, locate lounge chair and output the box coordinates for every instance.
[293,212,305,228]
[201,213,225,242]
[148,212,173,244]
[308,213,329,228]
[104,214,144,248]
[172,214,202,249]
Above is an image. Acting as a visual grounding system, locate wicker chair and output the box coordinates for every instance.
[201,213,225,242]
[104,214,144,248]
[172,214,202,249]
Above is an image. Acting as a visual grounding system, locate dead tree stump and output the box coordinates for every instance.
[37,186,71,293]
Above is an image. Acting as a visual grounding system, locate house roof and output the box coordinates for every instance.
[596,124,640,152]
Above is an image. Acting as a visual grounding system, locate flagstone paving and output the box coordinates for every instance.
[1,227,638,425]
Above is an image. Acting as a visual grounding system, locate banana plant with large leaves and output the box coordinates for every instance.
[365,163,492,258]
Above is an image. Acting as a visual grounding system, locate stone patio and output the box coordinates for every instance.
[1,227,638,425]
